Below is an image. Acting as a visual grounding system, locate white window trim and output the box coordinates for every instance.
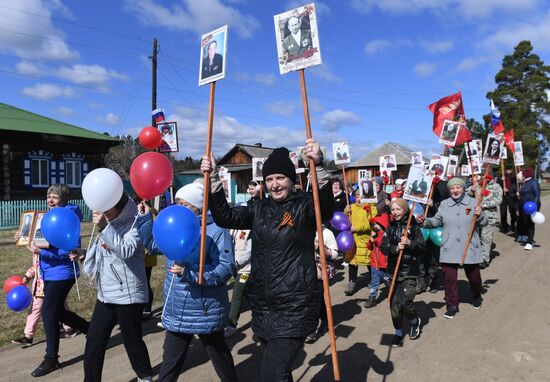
[31,158,49,188]
[65,159,82,187]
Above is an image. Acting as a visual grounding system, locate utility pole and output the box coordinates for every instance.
[151,37,158,127]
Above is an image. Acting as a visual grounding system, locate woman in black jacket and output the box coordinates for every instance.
[381,198,426,348]
[201,139,334,382]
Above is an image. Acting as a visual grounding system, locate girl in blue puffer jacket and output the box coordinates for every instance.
[140,182,237,382]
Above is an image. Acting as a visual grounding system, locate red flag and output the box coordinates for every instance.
[503,129,515,153]
[428,92,472,145]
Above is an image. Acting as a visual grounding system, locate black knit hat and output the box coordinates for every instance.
[262,147,296,183]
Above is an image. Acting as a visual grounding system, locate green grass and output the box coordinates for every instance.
[0,223,166,346]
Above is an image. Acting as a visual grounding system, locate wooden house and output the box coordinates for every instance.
[0,103,120,200]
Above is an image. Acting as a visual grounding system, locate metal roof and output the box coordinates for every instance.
[0,103,119,142]
[218,143,275,164]
[350,142,414,167]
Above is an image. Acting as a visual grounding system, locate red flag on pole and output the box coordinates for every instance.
[503,129,515,153]
[428,92,472,145]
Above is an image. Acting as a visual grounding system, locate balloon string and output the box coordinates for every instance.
[86,224,97,254]
[73,261,81,301]
[129,213,139,231]
[161,273,175,323]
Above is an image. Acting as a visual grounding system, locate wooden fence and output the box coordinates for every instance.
[0,200,92,229]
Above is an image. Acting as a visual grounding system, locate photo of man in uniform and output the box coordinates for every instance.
[201,40,223,80]
[282,16,312,62]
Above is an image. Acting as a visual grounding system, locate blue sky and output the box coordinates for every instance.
[1,0,549,161]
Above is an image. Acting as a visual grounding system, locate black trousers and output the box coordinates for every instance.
[42,279,89,360]
[84,300,152,381]
[158,330,237,382]
[390,278,418,331]
[259,337,304,382]
[518,209,535,244]
[145,266,153,312]
[500,193,516,231]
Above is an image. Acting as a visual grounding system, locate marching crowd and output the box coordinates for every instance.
[9,138,542,381]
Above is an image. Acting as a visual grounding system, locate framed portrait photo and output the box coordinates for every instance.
[31,211,49,248]
[274,3,322,75]
[252,157,267,181]
[158,122,179,153]
[379,154,397,173]
[461,165,471,177]
[447,155,459,177]
[332,141,350,165]
[467,139,483,158]
[483,133,502,165]
[439,120,463,147]
[199,25,228,86]
[411,151,423,166]
[470,154,482,175]
[403,166,434,204]
[428,154,449,176]
[289,150,305,174]
[16,210,36,247]
[513,141,524,166]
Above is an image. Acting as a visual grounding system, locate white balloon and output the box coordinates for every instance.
[82,168,123,212]
[531,211,545,225]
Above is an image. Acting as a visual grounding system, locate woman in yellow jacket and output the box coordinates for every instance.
[344,191,377,295]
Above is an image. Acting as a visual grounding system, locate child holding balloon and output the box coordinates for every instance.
[140,182,237,382]
[28,184,90,377]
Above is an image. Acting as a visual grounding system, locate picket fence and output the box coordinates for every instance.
[0,200,92,229]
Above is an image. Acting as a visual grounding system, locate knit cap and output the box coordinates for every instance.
[447,177,465,189]
[175,183,204,210]
[262,147,296,182]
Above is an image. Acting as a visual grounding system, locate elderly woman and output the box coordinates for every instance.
[417,177,487,319]
[201,139,333,382]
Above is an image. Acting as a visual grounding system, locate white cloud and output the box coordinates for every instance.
[15,60,44,76]
[456,56,494,71]
[350,0,538,19]
[309,64,342,83]
[21,83,76,100]
[264,101,296,117]
[97,112,120,126]
[365,39,393,55]
[125,0,260,38]
[0,0,79,60]
[320,109,362,131]
[54,106,74,116]
[419,40,454,54]
[57,64,128,86]
[413,62,437,77]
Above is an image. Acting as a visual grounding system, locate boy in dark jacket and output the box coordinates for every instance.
[381,198,426,348]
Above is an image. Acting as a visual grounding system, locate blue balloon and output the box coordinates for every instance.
[153,205,200,262]
[6,285,32,312]
[407,201,425,218]
[41,208,80,251]
[523,202,537,215]
[420,228,431,242]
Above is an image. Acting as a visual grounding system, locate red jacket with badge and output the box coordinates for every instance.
[366,214,390,269]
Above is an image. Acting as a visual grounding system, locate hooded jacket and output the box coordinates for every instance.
[39,204,82,281]
[84,198,148,305]
[381,214,426,280]
[208,178,334,340]
[366,214,390,269]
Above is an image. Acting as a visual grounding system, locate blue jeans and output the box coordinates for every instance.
[369,268,389,298]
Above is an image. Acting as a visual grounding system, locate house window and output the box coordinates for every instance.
[66,160,82,187]
[31,158,49,187]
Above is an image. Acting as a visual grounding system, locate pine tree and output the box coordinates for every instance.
[486,41,550,173]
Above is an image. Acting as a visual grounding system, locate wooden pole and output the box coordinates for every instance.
[423,182,436,218]
[460,162,491,265]
[500,159,506,193]
[387,202,416,304]
[298,173,303,190]
[341,166,350,213]
[198,82,216,285]
[259,181,263,199]
[299,69,340,381]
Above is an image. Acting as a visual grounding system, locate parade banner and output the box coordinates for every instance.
[469,154,482,174]
[358,169,376,203]
[199,25,228,86]
[218,167,232,203]
[411,151,423,166]
[438,120,463,147]
[332,141,350,165]
[403,166,434,204]
[157,122,179,153]
[290,150,306,174]
[467,139,483,159]
[501,145,508,159]
[483,133,503,165]
[379,154,397,173]
[428,92,471,145]
[274,3,322,75]
[513,141,524,166]
[252,158,267,181]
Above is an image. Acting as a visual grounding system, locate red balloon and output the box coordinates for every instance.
[3,275,24,294]
[138,126,163,150]
[130,152,173,199]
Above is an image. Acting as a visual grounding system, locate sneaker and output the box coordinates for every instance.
[428,286,438,294]
[142,311,152,319]
[305,331,321,344]
[472,296,483,310]
[137,377,153,382]
[444,307,459,319]
[409,318,422,340]
[224,326,238,338]
[524,243,533,251]
[344,281,356,296]
[31,358,62,377]
[391,334,404,348]
[156,321,165,329]
[364,296,377,308]
[12,336,33,348]
[60,329,79,340]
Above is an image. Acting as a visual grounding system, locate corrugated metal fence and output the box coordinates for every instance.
[0,200,92,229]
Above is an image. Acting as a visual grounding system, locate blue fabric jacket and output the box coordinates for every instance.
[143,212,234,334]
[519,178,541,210]
[40,204,82,281]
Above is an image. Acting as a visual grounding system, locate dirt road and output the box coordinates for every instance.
[2,196,549,381]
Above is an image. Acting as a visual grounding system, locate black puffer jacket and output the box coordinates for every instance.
[209,186,334,340]
[380,214,426,280]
